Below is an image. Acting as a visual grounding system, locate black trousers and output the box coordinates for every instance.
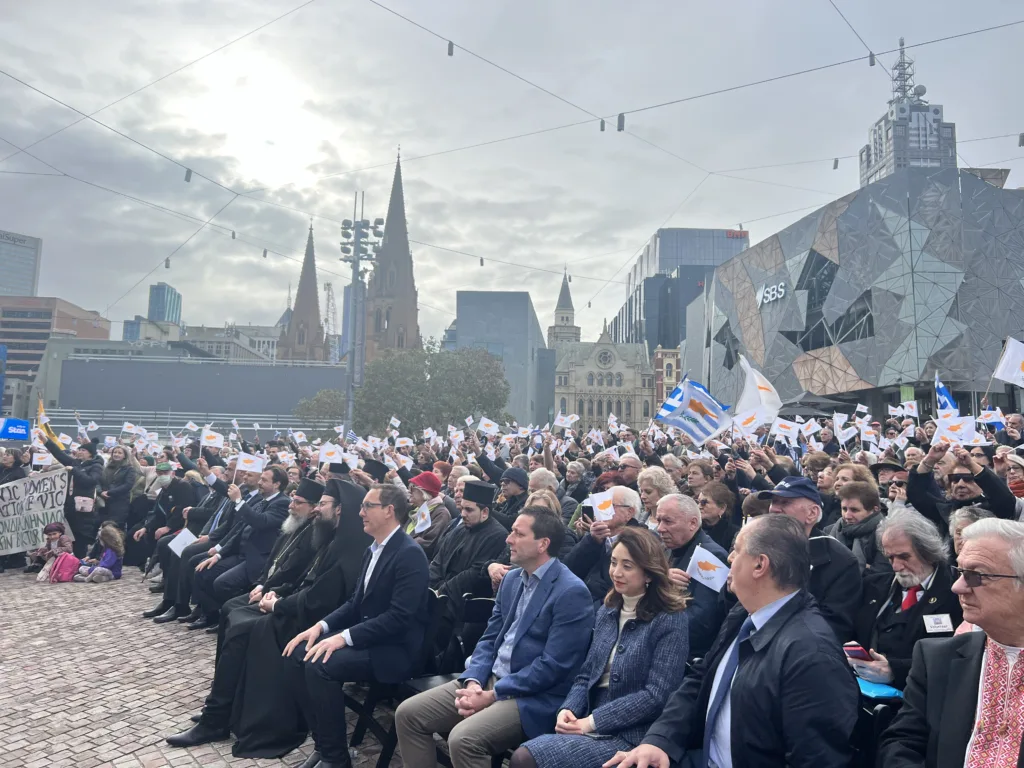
[66,508,98,559]
[193,556,248,617]
[202,599,260,729]
[176,544,214,609]
[287,638,374,762]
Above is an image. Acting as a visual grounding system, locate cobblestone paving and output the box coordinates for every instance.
[0,570,398,768]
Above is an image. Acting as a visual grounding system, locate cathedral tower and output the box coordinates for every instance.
[277,225,326,361]
[547,270,581,347]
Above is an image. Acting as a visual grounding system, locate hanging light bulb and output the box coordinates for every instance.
[231,231,236,240]
[479,257,484,266]
[869,52,875,67]
[616,113,625,132]
[164,258,170,269]
[262,249,268,258]
[599,119,605,132]
[447,41,454,56]
[568,274,572,282]
[833,158,839,170]
[184,168,192,182]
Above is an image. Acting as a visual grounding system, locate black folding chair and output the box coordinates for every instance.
[457,595,497,662]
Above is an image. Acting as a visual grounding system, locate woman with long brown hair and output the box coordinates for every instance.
[510,527,689,768]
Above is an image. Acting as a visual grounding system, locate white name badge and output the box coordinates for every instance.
[923,614,954,633]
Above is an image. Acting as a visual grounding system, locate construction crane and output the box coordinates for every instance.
[323,282,341,364]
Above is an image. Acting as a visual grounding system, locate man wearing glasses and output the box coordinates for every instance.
[908,443,1017,530]
[879,518,1024,766]
[282,483,430,768]
[848,508,961,690]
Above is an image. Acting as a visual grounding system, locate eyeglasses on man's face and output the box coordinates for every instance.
[360,501,383,511]
[953,566,1019,588]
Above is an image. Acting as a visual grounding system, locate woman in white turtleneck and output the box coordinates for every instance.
[510,527,691,768]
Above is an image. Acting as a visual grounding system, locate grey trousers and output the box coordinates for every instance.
[395,679,525,768]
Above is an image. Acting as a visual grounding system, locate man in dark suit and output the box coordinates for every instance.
[656,493,728,659]
[852,507,962,689]
[879,518,1024,767]
[283,483,429,768]
[396,505,594,768]
[189,465,291,629]
[757,477,863,642]
[606,514,859,768]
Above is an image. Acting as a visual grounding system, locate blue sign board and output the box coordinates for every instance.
[0,418,30,440]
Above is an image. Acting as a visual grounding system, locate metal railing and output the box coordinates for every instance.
[43,409,338,436]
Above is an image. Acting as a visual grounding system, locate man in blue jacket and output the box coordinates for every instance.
[283,483,429,768]
[396,506,594,768]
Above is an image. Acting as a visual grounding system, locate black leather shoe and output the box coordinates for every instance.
[142,602,171,619]
[190,713,202,723]
[149,582,165,593]
[316,759,352,768]
[205,625,219,634]
[153,607,184,624]
[187,615,216,631]
[292,751,321,768]
[178,608,202,623]
[165,722,230,748]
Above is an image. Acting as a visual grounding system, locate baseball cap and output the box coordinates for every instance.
[756,476,822,506]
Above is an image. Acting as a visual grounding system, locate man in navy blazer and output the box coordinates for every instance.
[396,506,594,768]
[189,466,291,629]
[283,483,429,768]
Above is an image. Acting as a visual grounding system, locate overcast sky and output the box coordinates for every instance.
[2,0,1022,344]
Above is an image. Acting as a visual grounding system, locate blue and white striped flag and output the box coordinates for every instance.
[656,376,731,446]
[346,429,359,444]
[934,372,959,415]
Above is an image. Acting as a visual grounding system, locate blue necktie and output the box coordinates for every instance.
[702,616,755,767]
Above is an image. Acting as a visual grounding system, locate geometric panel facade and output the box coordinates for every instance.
[702,167,1024,401]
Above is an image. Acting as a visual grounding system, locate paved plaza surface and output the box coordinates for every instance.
[0,570,399,768]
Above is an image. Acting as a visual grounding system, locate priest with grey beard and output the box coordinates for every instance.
[209,478,326,657]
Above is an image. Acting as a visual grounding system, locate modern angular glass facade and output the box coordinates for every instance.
[699,168,1024,406]
[147,282,181,326]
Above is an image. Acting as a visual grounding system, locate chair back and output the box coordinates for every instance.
[462,596,496,625]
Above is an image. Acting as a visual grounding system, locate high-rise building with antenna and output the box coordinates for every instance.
[858,38,958,187]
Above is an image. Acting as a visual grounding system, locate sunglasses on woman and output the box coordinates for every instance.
[953,566,1019,588]
[947,474,977,485]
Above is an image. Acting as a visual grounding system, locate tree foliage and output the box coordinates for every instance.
[293,389,347,430]
[352,340,510,435]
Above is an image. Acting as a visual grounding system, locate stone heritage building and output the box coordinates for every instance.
[652,345,681,404]
[277,225,327,362]
[365,156,421,363]
[549,275,655,430]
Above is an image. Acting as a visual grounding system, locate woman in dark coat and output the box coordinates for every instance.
[824,480,892,576]
[99,445,137,529]
[510,527,690,768]
[46,437,104,557]
[0,449,27,486]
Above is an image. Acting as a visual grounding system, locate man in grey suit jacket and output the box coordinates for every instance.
[396,506,595,768]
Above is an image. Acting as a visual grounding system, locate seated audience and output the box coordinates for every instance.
[852,508,961,689]
[283,483,429,768]
[636,466,674,529]
[510,527,689,768]
[696,481,740,552]
[406,471,452,559]
[878,519,1024,766]
[396,507,594,768]
[656,494,728,659]
[24,522,73,574]
[189,467,291,629]
[607,514,859,768]
[73,522,125,583]
[909,443,1017,528]
[825,480,892,576]
[757,477,862,642]
[564,486,647,605]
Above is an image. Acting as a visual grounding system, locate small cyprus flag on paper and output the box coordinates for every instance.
[686,545,730,591]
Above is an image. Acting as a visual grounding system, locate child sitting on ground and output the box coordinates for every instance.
[24,522,74,573]
[74,522,125,583]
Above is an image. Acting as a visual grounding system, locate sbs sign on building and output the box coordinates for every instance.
[0,229,43,296]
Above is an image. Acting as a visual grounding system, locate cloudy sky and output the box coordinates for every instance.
[2,0,1022,344]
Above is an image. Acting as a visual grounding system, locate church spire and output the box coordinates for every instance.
[277,225,326,360]
[382,152,409,255]
[556,269,574,312]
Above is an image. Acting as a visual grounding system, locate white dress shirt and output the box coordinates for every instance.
[319,524,401,646]
[707,591,799,768]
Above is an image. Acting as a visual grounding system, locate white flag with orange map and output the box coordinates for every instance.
[734,355,783,422]
[586,489,616,522]
[686,545,730,592]
[993,337,1024,388]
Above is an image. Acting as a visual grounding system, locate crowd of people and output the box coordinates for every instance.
[4,406,1024,768]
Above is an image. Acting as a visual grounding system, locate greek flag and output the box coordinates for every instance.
[934,372,958,414]
[346,429,359,443]
[656,376,731,446]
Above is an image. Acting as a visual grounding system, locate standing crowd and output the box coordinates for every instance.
[4,409,1024,768]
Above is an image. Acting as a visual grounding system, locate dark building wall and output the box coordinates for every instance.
[59,359,345,414]
[535,348,556,425]
[455,291,546,424]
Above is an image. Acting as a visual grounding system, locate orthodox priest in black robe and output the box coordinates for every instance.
[229,476,369,758]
